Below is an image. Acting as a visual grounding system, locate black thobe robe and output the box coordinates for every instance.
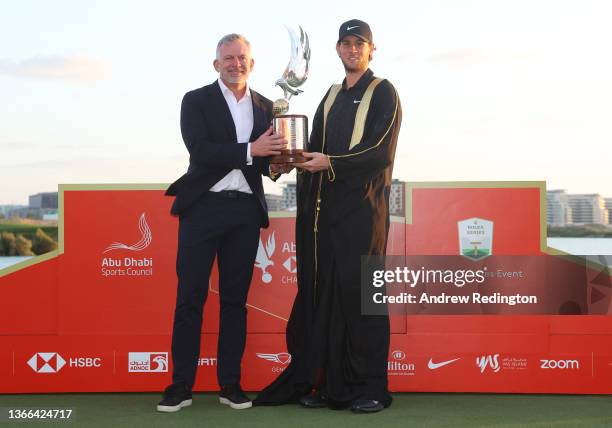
[255,69,402,407]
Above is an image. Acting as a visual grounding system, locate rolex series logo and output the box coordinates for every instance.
[458,217,493,261]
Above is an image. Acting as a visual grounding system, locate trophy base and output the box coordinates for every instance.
[270,149,307,164]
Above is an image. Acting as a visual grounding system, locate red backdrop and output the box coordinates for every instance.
[1,182,611,393]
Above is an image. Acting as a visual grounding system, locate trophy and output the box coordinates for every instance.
[270,26,311,164]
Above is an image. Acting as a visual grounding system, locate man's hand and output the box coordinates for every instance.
[270,164,294,174]
[251,126,286,157]
[294,152,330,172]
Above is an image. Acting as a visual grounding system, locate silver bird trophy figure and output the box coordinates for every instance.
[271,26,311,164]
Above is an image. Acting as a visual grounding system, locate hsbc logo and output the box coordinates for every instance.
[128,352,168,372]
[540,359,580,370]
[283,256,297,273]
[27,353,102,373]
[27,353,66,373]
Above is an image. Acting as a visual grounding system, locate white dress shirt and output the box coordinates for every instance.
[209,78,254,193]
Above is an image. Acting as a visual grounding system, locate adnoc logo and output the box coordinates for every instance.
[476,354,500,373]
[458,217,493,261]
[27,353,66,373]
[128,352,168,373]
[104,213,152,253]
[255,232,276,283]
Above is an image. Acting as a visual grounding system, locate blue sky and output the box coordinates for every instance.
[1,0,611,204]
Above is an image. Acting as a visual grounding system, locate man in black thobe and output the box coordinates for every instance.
[255,19,402,413]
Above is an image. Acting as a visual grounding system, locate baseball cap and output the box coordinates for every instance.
[338,19,373,44]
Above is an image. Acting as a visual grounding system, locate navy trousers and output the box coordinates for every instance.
[170,191,261,388]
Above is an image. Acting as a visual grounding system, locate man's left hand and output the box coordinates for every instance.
[294,152,330,172]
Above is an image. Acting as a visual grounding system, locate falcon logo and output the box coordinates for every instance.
[27,353,66,373]
[255,232,276,283]
[104,213,152,253]
[256,352,292,365]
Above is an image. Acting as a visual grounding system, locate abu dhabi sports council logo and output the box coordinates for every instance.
[27,353,66,373]
[458,217,493,261]
[255,232,276,283]
[476,354,500,373]
[428,357,461,370]
[128,352,168,373]
[256,352,292,365]
[104,213,152,253]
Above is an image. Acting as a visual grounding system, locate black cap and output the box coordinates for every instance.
[338,19,372,44]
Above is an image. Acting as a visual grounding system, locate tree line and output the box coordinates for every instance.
[0,229,58,256]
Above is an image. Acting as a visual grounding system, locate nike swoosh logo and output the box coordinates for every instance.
[428,358,460,370]
[353,100,361,104]
[346,25,360,31]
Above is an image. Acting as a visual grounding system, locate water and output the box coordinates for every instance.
[0,256,33,270]
[547,237,612,255]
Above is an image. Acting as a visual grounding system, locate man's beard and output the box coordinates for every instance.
[342,57,369,73]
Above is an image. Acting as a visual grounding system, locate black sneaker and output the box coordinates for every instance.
[157,383,192,413]
[219,384,252,409]
[299,391,328,408]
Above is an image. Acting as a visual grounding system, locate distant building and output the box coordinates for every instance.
[567,194,609,225]
[0,205,27,218]
[389,179,405,216]
[29,192,58,209]
[606,198,612,225]
[547,190,572,226]
[282,183,297,211]
[265,193,284,212]
[280,180,405,215]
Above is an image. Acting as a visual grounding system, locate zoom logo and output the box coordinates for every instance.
[540,359,580,370]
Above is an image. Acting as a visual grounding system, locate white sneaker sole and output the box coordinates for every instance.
[219,397,252,409]
[157,399,193,412]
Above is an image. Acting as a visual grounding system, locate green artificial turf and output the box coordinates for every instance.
[2,393,612,427]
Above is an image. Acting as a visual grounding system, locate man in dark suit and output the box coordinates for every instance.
[157,33,286,412]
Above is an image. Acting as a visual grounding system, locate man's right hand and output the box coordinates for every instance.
[251,126,286,157]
